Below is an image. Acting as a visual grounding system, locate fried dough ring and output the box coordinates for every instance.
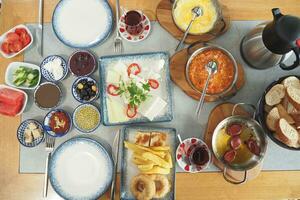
[130,175,155,200]
[150,175,170,198]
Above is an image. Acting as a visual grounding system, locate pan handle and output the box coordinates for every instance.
[232,103,256,119]
[223,167,247,184]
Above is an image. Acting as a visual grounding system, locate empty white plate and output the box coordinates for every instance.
[49,137,113,200]
[52,0,113,48]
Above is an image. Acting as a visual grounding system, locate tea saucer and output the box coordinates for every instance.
[118,12,151,42]
[176,137,211,173]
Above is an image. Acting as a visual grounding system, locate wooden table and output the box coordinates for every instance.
[0,0,300,199]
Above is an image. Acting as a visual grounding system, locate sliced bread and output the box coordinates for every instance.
[265,84,285,106]
[276,118,299,147]
[286,85,300,110]
[276,104,295,124]
[282,76,300,89]
[266,107,280,131]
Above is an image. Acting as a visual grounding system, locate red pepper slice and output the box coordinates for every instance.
[148,79,159,89]
[127,63,141,76]
[126,104,137,118]
[107,84,119,96]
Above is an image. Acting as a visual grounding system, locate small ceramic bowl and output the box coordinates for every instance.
[34,82,62,110]
[68,50,97,77]
[0,84,28,116]
[40,55,68,82]
[5,61,41,90]
[176,137,211,173]
[43,109,72,137]
[0,24,33,59]
[17,119,45,147]
[72,76,99,103]
[118,10,151,42]
[73,104,101,133]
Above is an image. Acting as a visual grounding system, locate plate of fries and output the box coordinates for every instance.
[120,126,177,200]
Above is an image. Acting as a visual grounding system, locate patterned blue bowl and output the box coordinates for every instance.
[17,119,45,147]
[40,55,68,82]
[43,109,72,137]
[72,76,99,103]
[73,103,101,133]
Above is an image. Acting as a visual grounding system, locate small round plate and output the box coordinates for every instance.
[52,0,113,48]
[176,137,211,173]
[49,137,113,200]
[40,55,68,82]
[72,76,99,103]
[17,119,44,147]
[73,103,101,133]
[118,11,151,42]
[43,109,72,137]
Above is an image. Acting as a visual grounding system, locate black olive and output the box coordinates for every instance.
[81,90,87,96]
[87,81,94,86]
[83,95,90,101]
[86,88,92,93]
[90,91,96,97]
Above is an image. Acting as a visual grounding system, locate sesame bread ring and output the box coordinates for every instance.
[150,174,170,198]
[130,174,155,200]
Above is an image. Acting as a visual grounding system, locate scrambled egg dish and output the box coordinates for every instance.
[173,0,218,34]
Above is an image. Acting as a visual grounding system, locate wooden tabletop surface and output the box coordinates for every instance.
[1,0,300,199]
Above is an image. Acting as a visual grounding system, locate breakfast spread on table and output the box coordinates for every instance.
[1,0,300,198]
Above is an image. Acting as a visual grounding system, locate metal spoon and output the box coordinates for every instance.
[175,6,202,51]
[195,61,218,119]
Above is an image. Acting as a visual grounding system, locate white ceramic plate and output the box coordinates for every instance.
[49,137,113,200]
[52,0,113,48]
[5,62,41,90]
[0,24,33,59]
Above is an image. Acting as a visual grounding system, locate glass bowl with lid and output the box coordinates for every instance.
[185,43,238,99]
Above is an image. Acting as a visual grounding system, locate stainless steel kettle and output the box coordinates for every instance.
[241,8,300,70]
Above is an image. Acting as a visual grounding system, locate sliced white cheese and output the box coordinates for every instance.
[151,59,165,73]
[112,61,129,82]
[146,70,161,80]
[107,97,129,123]
[138,95,167,121]
[106,70,121,84]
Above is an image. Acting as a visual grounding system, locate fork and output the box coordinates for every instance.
[114,0,123,53]
[43,135,55,197]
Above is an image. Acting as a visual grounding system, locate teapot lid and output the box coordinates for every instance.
[262,8,300,54]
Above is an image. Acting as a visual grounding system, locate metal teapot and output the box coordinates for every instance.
[240,8,300,70]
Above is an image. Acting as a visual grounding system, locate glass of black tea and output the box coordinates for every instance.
[188,145,211,169]
[124,10,144,36]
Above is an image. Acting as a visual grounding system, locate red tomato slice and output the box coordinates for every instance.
[15,28,27,36]
[107,84,120,96]
[127,63,141,76]
[11,41,23,53]
[148,79,159,89]
[21,33,31,47]
[126,104,137,118]
[1,42,10,54]
[6,32,20,43]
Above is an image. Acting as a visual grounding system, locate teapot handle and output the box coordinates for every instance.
[279,48,300,70]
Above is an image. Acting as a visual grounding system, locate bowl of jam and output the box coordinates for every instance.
[68,50,96,77]
[176,137,211,173]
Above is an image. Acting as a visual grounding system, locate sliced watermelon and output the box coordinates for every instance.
[0,101,23,116]
[0,88,24,105]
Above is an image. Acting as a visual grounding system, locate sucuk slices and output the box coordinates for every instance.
[223,149,237,163]
[227,123,242,136]
[230,136,242,150]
